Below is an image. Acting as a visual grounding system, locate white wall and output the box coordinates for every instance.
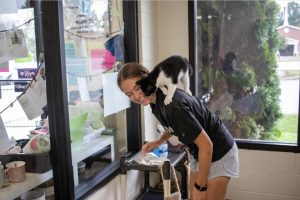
[228,150,300,200]
[139,0,189,143]
[86,1,300,200]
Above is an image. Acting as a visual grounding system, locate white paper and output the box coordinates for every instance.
[0,0,17,14]
[5,29,28,59]
[77,77,90,102]
[0,115,12,154]
[102,72,130,117]
[18,73,47,120]
[0,32,8,63]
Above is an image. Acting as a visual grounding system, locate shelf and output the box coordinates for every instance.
[0,170,53,200]
[71,135,114,186]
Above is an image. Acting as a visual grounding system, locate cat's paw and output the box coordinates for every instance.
[160,87,168,95]
[164,97,172,105]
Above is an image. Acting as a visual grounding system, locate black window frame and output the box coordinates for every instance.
[188,0,300,153]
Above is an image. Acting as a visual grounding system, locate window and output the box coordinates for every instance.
[0,6,39,139]
[41,0,141,199]
[190,0,300,152]
[0,2,56,200]
[62,0,131,196]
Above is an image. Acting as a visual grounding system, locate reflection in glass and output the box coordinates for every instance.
[196,0,299,143]
[62,0,127,188]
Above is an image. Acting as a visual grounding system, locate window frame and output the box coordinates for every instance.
[188,0,300,153]
[41,1,141,199]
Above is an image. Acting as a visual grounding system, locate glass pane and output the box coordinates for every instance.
[196,0,299,143]
[62,0,128,188]
[0,2,54,200]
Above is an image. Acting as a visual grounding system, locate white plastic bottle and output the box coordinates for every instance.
[157,124,168,158]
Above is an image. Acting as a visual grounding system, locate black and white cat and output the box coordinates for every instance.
[135,55,193,105]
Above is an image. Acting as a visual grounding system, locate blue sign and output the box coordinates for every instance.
[17,68,37,79]
[14,81,29,92]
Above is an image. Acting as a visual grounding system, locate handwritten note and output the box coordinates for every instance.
[18,73,47,120]
[102,72,130,117]
[0,116,11,154]
[77,77,90,102]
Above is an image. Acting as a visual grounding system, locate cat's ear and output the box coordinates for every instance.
[145,85,156,96]
[135,79,142,86]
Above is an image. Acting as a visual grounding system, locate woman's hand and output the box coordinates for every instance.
[192,188,206,200]
[141,140,161,154]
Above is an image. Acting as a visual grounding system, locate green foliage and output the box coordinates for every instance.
[226,63,256,89]
[236,116,264,139]
[198,0,283,140]
[275,114,298,134]
[288,1,300,26]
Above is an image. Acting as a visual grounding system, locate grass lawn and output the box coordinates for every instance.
[275,114,298,143]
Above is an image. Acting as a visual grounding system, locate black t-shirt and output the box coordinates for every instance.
[150,89,234,162]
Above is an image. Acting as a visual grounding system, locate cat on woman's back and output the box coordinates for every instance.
[136,55,193,105]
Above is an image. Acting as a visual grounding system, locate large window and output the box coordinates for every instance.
[191,0,300,151]
[63,0,130,197]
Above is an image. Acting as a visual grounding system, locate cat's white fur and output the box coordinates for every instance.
[157,70,192,105]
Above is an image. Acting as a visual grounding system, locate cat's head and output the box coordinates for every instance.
[135,77,157,96]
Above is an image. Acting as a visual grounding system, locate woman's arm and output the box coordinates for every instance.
[141,131,172,154]
[193,129,213,198]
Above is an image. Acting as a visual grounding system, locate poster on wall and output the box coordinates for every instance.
[91,49,115,71]
[14,81,29,92]
[0,61,9,72]
[66,57,87,86]
[64,0,110,36]
[65,42,76,57]
[17,68,36,79]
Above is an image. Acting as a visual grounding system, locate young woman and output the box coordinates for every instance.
[117,62,239,200]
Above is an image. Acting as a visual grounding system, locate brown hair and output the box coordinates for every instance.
[117,62,149,87]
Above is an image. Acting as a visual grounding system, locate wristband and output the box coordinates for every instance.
[194,182,207,192]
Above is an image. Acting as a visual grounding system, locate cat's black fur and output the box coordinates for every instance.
[136,55,193,105]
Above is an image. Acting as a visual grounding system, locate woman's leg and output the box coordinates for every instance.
[190,173,230,200]
[206,176,230,200]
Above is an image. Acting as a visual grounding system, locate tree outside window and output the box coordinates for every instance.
[196,0,299,145]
